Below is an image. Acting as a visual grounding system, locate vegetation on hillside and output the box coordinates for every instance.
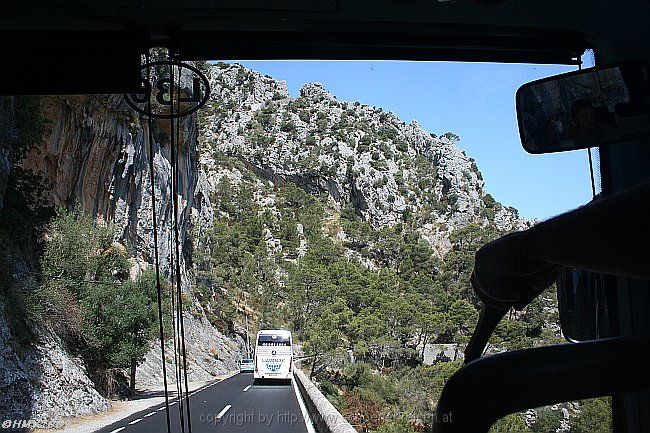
[191,152,594,432]
[34,208,169,396]
[0,86,612,431]
[1,96,172,399]
[0,96,54,351]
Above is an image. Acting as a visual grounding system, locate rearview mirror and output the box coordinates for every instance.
[517,61,650,154]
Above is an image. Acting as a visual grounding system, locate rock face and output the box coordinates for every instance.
[2,98,110,426]
[0,97,16,214]
[17,93,246,380]
[135,315,244,386]
[0,300,109,429]
[199,62,528,257]
[21,95,198,277]
[1,61,531,425]
[0,93,244,424]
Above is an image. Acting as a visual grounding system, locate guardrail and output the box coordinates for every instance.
[293,366,357,433]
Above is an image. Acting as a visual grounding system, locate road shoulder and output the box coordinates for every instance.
[42,372,238,433]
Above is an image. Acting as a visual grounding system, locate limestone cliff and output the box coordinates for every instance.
[1,97,111,427]
[0,93,243,425]
[199,62,528,259]
[1,61,532,426]
[0,299,109,429]
[22,94,195,276]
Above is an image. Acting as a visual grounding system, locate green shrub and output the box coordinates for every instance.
[36,208,167,396]
[299,110,311,122]
[280,120,297,133]
[572,398,612,433]
[395,140,408,153]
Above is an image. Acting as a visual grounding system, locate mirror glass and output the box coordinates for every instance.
[556,268,617,342]
[517,61,650,153]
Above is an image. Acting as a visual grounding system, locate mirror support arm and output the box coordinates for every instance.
[472,182,650,314]
[525,182,650,280]
[464,306,508,363]
[433,336,650,433]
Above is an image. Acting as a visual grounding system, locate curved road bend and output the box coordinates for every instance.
[94,373,310,433]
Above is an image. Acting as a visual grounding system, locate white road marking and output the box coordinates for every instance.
[243,385,251,392]
[128,418,142,425]
[158,407,166,411]
[144,412,156,417]
[292,371,316,433]
[189,380,218,397]
[216,405,232,420]
[109,428,125,433]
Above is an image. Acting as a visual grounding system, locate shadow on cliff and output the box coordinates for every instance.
[0,182,50,428]
[0,298,45,430]
[0,96,44,429]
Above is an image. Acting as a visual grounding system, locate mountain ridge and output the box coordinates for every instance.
[0,62,539,429]
[197,62,528,259]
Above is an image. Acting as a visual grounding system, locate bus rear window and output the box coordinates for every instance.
[257,335,291,346]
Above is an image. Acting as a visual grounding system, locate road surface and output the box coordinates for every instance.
[93,373,311,433]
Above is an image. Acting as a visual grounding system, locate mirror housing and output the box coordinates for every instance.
[556,267,618,342]
[516,60,650,154]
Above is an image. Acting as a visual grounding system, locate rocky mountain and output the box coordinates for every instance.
[0,61,531,427]
[0,93,243,426]
[198,62,527,257]
[0,298,109,429]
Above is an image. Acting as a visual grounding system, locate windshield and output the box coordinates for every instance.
[0,54,609,432]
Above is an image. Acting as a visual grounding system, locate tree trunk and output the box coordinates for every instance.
[310,354,317,379]
[130,360,137,398]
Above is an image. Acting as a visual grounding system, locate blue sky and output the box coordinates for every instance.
[233,60,595,220]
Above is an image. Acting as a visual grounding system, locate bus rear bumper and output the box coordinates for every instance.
[253,372,292,381]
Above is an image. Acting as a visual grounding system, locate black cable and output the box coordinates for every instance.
[168,61,187,433]
[162,163,179,400]
[588,148,597,197]
[168,215,184,425]
[145,50,172,433]
[171,58,194,433]
[577,59,597,198]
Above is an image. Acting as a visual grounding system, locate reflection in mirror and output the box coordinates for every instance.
[517,61,650,154]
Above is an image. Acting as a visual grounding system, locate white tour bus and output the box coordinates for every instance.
[254,329,293,381]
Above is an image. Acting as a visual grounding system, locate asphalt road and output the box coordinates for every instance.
[94,373,311,433]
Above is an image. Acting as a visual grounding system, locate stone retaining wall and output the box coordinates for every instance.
[293,367,357,433]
